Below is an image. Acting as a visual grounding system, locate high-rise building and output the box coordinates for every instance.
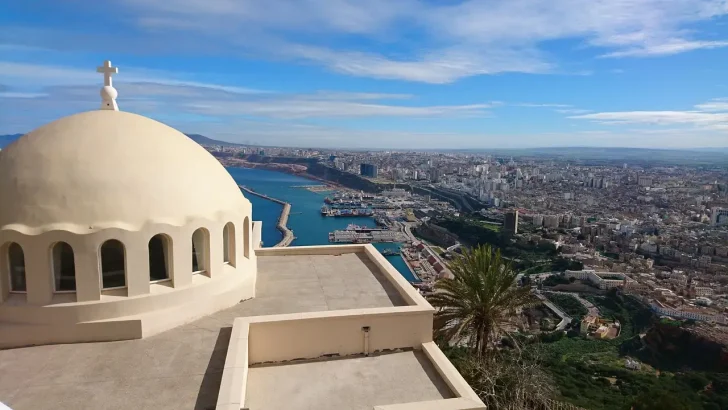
[360,163,378,178]
[543,215,560,229]
[712,207,728,226]
[504,210,519,234]
[638,176,653,187]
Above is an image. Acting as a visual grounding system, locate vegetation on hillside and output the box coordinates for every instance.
[436,216,583,272]
[545,293,588,321]
[530,291,728,409]
[430,241,728,409]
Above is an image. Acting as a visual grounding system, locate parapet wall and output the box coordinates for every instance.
[245,307,434,364]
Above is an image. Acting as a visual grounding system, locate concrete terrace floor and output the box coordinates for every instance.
[245,351,453,410]
[246,350,453,410]
[0,253,407,410]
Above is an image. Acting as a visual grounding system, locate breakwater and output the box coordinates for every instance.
[239,185,294,247]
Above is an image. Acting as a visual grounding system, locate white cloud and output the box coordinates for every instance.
[36,0,714,83]
[695,98,728,112]
[571,110,728,125]
[515,103,573,108]
[0,61,264,94]
[178,118,728,149]
[570,98,728,130]
[184,99,495,119]
[555,108,592,114]
[0,62,497,120]
[600,39,728,58]
[0,92,48,98]
[286,45,552,83]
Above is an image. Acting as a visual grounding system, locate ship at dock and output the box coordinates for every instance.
[320,205,373,217]
[344,223,385,233]
[329,226,406,243]
[380,248,400,256]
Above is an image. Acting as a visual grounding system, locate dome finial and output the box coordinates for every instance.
[96,60,119,111]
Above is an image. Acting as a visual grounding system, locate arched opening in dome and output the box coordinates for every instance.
[223,222,236,267]
[100,240,126,289]
[149,234,172,282]
[192,228,210,275]
[51,242,76,292]
[6,242,26,292]
[244,217,251,259]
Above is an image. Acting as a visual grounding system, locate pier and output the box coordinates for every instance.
[329,230,407,243]
[239,185,295,247]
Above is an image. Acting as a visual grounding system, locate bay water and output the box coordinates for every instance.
[226,167,418,282]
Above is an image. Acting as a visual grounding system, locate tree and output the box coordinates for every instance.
[429,244,535,356]
[460,349,555,410]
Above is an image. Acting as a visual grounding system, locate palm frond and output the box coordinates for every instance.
[429,244,534,356]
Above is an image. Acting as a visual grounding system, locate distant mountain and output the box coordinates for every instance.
[0,134,23,149]
[453,146,728,166]
[184,134,244,147]
[0,132,241,149]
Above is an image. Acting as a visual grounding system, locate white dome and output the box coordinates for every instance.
[0,110,249,233]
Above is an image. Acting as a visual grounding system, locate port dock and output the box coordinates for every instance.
[329,230,407,243]
[239,185,295,247]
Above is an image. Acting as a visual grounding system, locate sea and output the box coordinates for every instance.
[226,167,419,282]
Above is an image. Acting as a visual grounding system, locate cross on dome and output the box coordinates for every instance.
[97,60,118,86]
[97,60,119,111]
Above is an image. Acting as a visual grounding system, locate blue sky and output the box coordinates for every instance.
[1,0,728,149]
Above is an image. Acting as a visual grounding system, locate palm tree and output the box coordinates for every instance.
[429,244,534,357]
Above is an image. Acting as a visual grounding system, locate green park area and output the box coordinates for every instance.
[531,291,728,410]
[435,216,582,273]
[545,293,588,321]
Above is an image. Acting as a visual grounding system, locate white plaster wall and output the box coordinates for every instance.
[0,207,257,348]
[245,307,434,364]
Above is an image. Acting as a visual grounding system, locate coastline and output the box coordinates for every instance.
[221,159,343,189]
[230,167,420,283]
[400,250,423,282]
[239,185,295,247]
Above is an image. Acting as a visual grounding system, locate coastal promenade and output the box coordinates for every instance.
[239,185,294,247]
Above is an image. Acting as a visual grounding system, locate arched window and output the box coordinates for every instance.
[244,217,250,259]
[7,242,26,292]
[192,228,209,274]
[223,222,236,266]
[51,242,76,292]
[100,240,126,289]
[149,234,172,281]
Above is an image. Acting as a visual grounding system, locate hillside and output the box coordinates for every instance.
[0,134,23,149]
[0,133,239,149]
[184,134,243,147]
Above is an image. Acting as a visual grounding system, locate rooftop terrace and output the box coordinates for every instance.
[0,251,409,410]
[245,350,453,410]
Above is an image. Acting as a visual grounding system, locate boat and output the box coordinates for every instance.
[323,208,374,217]
[380,248,400,256]
[345,224,385,233]
[329,201,364,209]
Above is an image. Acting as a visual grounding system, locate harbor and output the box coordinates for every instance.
[230,168,444,286]
[239,185,295,247]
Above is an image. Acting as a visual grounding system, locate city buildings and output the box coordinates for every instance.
[565,270,634,290]
[194,87,728,350]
